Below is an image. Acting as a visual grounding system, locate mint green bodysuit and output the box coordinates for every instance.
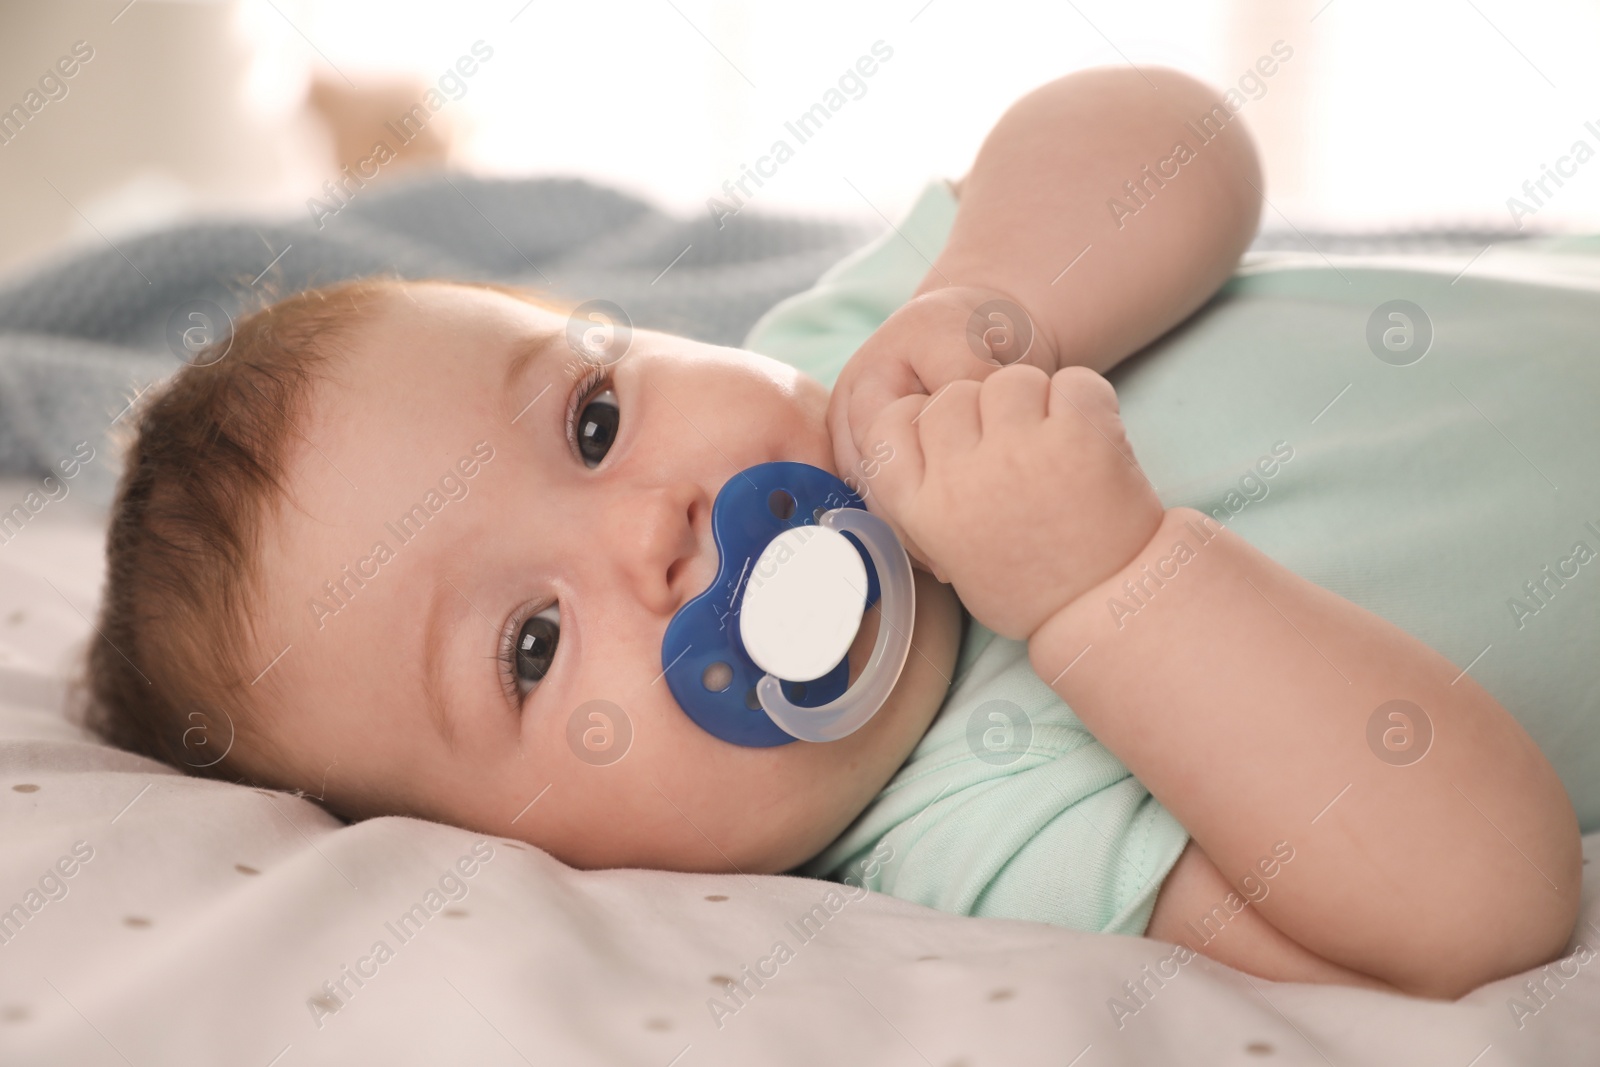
[744,178,1600,938]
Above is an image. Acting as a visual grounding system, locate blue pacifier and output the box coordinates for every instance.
[662,461,916,746]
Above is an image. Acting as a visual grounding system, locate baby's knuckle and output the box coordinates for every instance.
[990,363,1048,400]
[936,379,981,418]
[995,361,1048,382]
[1071,367,1119,409]
[1050,365,1081,384]
[1056,365,1116,404]
[878,391,926,429]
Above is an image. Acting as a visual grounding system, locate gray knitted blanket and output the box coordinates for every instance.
[0,173,878,506]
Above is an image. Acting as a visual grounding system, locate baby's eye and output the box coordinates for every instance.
[508,604,560,700]
[573,386,619,469]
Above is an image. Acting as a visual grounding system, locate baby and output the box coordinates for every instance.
[84,67,1580,1001]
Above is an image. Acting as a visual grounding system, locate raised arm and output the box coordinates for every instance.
[828,66,1262,501]
[921,66,1263,374]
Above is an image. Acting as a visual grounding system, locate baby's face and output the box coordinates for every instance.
[253,284,962,873]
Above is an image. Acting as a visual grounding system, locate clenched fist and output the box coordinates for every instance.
[862,363,1165,641]
[827,285,1056,520]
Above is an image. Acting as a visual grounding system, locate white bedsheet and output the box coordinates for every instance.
[2,478,1596,1066]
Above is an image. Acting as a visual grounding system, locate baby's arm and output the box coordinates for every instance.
[1029,510,1583,999]
[848,65,1580,997]
[828,66,1261,494]
[919,66,1263,373]
[866,362,1581,1000]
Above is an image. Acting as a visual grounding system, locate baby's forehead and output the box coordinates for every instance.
[334,284,557,377]
[262,285,531,572]
[305,288,550,436]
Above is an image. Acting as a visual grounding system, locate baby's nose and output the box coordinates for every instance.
[605,480,710,615]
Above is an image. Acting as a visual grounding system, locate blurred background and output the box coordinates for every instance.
[3,0,1600,277]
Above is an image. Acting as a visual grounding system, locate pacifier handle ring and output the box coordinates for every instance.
[756,506,915,742]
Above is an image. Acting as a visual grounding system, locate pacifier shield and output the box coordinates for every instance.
[740,524,868,683]
[661,460,881,747]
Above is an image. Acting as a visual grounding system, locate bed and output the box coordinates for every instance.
[1,174,1597,1065]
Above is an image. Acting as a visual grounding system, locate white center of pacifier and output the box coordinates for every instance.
[740,524,868,683]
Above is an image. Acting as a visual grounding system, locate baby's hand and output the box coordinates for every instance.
[827,285,1054,533]
[863,363,1165,641]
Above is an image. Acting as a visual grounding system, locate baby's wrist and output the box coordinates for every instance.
[1027,507,1216,676]
[918,281,1063,375]
[990,289,1063,376]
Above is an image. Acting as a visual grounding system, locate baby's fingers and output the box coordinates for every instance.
[856,391,939,576]
[829,348,917,484]
[1050,365,1120,418]
[1047,367,1139,463]
[835,323,979,480]
[857,390,926,509]
[978,363,1052,432]
[832,286,1035,492]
